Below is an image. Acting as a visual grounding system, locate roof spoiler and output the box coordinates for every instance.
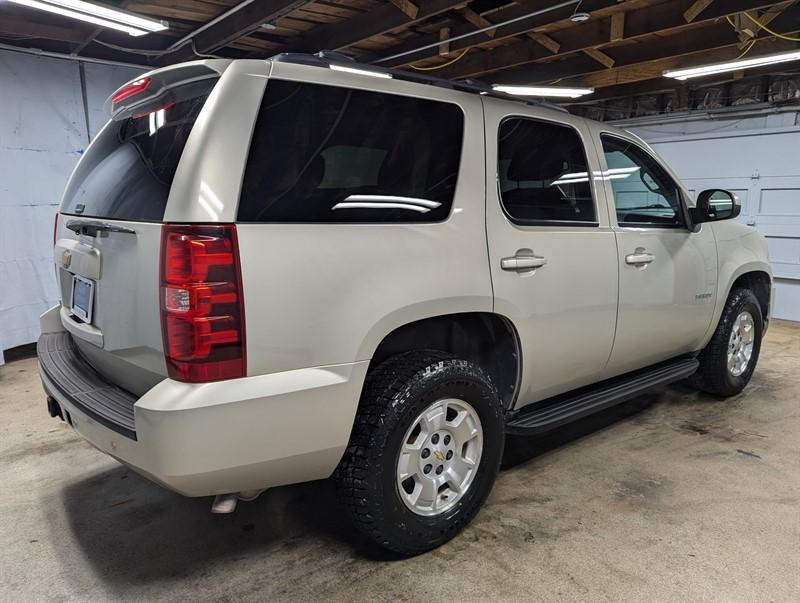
[105,59,230,119]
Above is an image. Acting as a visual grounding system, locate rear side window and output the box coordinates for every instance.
[497,117,596,225]
[61,79,216,222]
[237,80,464,222]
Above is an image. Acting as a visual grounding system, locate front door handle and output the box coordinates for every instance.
[625,249,655,266]
[501,250,547,272]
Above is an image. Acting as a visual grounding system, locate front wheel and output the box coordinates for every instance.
[693,287,764,397]
[334,351,504,555]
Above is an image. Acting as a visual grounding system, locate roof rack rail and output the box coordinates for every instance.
[269,52,567,113]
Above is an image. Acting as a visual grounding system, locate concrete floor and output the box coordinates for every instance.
[1,322,798,602]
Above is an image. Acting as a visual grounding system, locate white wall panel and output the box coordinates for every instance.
[0,49,143,363]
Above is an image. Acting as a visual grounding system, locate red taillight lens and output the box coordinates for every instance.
[159,224,246,382]
[111,77,151,104]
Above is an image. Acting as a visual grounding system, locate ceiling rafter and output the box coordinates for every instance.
[285,0,468,53]
[164,0,314,63]
[370,0,621,68]
[436,0,787,80]
[488,7,800,88]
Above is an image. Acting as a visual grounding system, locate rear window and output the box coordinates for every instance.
[61,79,217,222]
[237,79,464,223]
[497,117,596,225]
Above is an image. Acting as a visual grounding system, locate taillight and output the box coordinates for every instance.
[159,224,246,382]
[53,213,59,245]
[111,77,151,104]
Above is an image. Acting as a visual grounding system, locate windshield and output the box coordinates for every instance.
[61,78,217,222]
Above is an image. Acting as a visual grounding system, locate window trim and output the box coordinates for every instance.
[599,132,690,230]
[236,78,467,225]
[496,115,600,228]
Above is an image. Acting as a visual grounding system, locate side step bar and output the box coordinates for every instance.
[505,357,699,436]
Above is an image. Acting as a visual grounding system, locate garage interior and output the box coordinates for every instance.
[1,0,798,600]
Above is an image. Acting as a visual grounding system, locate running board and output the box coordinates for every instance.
[505,357,699,436]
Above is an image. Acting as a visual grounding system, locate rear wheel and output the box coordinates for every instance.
[693,288,763,397]
[334,351,504,555]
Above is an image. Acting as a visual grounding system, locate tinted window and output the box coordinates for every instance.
[601,135,682,227]
[61,80,216,221]
[238,80,464,222]
[497,118,595,225]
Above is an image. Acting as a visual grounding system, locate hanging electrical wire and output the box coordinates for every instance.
[736,39,757,60]
[408,48,469,71]
[742,11,800,42]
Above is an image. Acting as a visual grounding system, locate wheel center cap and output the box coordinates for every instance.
[433,450,445,462]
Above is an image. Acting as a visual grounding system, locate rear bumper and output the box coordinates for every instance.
[38,328,368,497]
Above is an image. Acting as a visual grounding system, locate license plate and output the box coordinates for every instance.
[71,275,94,323]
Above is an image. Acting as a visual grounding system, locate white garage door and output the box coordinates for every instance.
[625,118,800,322]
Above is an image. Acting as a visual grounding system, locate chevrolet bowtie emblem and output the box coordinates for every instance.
[434,450,445,462]
[61,250,72,269]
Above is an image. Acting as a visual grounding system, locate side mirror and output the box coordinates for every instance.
[690,189,741,225]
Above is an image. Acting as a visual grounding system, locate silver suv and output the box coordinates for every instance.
[39,54,772,555]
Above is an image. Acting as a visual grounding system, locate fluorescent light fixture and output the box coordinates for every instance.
[492,85,594,98]
[9,0,168,36]
[329,64,392,79]
[664,50,800,80]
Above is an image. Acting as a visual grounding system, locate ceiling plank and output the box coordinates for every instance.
[584,47,615,68]
[610,11,625,42]
[437,0,785,80]
[684,0,715,22]
[458,7,497,38]
[286,0,468,53]
[527,31,560,53]
[388,0,419,20]
[439,27,451,56]
[165,0,314,63]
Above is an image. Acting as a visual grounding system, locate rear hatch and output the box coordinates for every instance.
[55,62,225,396]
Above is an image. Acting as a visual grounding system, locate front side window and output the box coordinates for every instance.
[600,135,683,227]
[497,117,596,225]
[237,80,464,222]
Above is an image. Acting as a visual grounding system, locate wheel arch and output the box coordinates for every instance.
[703,263,773,348]
[729,270,772,324]
[367,312,521,409]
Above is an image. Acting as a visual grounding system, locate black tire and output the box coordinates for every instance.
[334,351,504,556]
[693,287,763,397]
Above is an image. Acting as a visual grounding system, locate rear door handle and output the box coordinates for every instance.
[625,250,655,266]
[501,251,547,272]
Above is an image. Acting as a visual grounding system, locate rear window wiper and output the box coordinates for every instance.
[65,219,137,237]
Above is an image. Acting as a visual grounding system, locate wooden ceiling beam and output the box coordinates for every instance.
[164,0,313,63]
[286,0,467,53]
[389,0,419,20]
[0,16,92,45]
[527,32,560,53]
[437,0,786,80]
[684,0,715,23]
[371,0,619,67]
[490,9,800,89]
[610,11,625,42]
[457,6,497,38]
[584,47,615,68]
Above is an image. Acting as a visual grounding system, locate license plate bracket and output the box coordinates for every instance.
[71,275,95,323]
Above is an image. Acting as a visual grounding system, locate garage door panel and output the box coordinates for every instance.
[759,189,800,215]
